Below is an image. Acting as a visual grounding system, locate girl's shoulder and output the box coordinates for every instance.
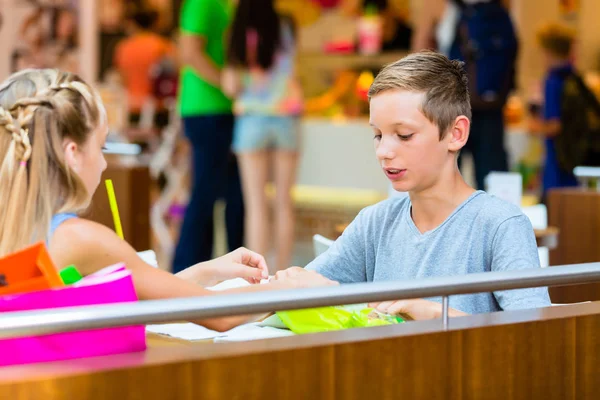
[49,217,130,276]
[49,212,78,239]
[50,217,118,247]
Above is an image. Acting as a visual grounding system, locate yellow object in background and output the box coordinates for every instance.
[105,179,124,240]
[521,195,539,208]
[357,70,374,89]
[265,183,386,209]
[356,70,374,101]
[276,0,321,26]
[304,71,358,115]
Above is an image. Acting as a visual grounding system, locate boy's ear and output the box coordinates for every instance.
[447,116,470,152]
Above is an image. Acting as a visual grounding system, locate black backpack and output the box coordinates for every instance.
[555,71,600,171]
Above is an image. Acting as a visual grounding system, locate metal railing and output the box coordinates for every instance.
[1,263,600,339]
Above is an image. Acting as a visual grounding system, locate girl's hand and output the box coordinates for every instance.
[177,247,269,287]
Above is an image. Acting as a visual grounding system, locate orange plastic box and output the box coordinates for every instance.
[0,242,64,296]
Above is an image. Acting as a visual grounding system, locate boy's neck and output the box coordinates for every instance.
[408,166,475,233]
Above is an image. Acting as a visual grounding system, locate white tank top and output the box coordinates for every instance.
[435,1,459,56]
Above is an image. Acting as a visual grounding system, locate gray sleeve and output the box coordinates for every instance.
[305,210,368,283]
[490,215,552,310]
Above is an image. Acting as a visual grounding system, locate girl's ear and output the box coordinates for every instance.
[63,139,80,173]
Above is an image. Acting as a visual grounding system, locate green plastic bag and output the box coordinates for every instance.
[276,305,403,334]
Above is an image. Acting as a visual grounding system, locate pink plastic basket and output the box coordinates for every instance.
[0,264,146,366]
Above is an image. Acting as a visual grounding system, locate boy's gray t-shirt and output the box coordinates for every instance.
[306,191,551,314]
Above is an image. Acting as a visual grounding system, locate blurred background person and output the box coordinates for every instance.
[411,0,452,53]
[223,0,303,272]
[173,0,244,273]
[528,22,580,201]
[412,0,516,190]
[345,0,413,51]
[114,6,175,137]
[47,7,79,73]
[12,7,46,71]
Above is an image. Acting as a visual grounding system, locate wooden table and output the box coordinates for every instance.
[146,332,194,347]
[534,227,560,249]
[335,224,560,249]
[2,302,600,399]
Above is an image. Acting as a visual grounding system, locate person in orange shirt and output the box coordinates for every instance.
[114,8,175,131]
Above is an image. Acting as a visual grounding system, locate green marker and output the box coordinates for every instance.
[59,265,82,285]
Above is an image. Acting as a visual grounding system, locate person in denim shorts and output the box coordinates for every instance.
[223,0,302,271]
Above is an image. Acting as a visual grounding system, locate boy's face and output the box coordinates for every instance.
[542,49,569,68]
[369,89,458,193]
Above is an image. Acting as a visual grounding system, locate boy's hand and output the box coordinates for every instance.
[272,267,339,288]
[369,299,468,321]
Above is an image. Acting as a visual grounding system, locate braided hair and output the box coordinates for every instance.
[0,69,104,256]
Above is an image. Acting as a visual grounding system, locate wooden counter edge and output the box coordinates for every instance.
[0,301,597,382]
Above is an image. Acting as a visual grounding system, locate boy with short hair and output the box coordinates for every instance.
[290,51,551,319]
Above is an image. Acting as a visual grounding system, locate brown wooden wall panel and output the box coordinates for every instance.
[548,188,600,303]
[548,189,600,265]
[83,157,151,251]
[575,313,600,398]
[334,330,461,399]
[2,303,600,399]
[461,318,576,400]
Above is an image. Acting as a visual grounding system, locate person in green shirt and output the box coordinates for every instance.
[174,0,244,272]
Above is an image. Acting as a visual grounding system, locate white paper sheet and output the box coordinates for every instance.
[147,278,288,342]
[206,277,270,291]
[213,323,294,342]
[146,323,222,341]
[137,250,158,268]
[146,322,293,342]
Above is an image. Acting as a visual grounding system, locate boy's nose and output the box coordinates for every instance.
[375,139,395,160]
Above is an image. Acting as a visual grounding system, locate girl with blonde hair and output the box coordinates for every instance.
[0,69,334,330]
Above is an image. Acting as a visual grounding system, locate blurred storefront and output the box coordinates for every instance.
[1,0,599,256]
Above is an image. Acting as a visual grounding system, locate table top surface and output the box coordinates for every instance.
[2,301,598,384]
